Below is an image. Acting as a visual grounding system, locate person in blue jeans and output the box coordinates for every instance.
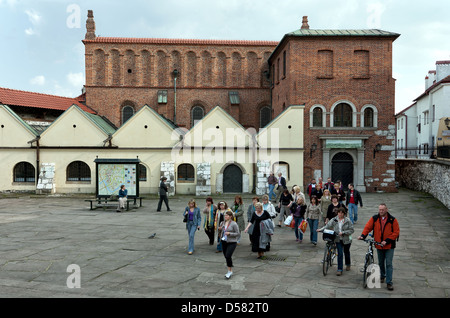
[267,172,277,201]
[183,199,201,255]
[306,195,321,245]
[290,197,306,242]
[317,207,354,275]
[346,183,363,224]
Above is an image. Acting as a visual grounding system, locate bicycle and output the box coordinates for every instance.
[362,233,382,288]
[322,229,337,276]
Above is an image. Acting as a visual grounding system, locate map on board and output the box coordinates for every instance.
[97,163,137,196]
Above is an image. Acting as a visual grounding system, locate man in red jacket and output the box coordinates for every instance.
[358,203,400,291]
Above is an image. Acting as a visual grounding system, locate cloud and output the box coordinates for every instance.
[30,75,45,86]
[24,9,42,36]
[67,72,84,88]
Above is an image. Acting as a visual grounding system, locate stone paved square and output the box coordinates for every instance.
[0,188,449,298]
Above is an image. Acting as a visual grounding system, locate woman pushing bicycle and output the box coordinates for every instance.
[317,207,354,276]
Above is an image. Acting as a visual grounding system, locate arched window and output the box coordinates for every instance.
[14,162,35,183]
[364,108,374,127]
[260,106,271,128]
[333,103,353,127]
[139,164,147,182]
[361,105,378,128]
[122,106,134,124]
[191,106,204,126]
[313,108,323,127]
[177,164,195,182]
[67,161,91,182]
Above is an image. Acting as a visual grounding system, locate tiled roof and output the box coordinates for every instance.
[287,29,400,37]
[83,37,279,47]
[0,87,96,114]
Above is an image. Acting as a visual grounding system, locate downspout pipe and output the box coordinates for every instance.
[27,135,41,187]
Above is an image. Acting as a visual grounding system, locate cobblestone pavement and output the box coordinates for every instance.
[0,188,448,298]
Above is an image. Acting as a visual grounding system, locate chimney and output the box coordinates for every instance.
[436,60,450,82]
[301,16,310,29]
[85,10,96,40]
[425,70,436,90]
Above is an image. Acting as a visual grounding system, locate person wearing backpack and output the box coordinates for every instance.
[358,203,400,291]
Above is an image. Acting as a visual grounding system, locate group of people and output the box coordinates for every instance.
[177,173,400,290]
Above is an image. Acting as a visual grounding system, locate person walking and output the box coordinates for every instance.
[244,202,271,259]
[358,203,400,291]
[306,195,321,245]
[183,199,201,255]
[290,196,307,242]
[346,183,363,224]
[319,189,332,227]
[261,194,277,220]
[275,172,287,202]
[202,197,218,245]
[332,182,345,205]
[231,195,245,244]
[157,177,172,212]
[267,172,278,202]
[292,185,306,204]
[318,207,354,275]
[215,201,231,253]
[277,189,293,227]
[246,196,259,244]
[218,211,240,279]
[116,184,127,212]
[326,194,345,224]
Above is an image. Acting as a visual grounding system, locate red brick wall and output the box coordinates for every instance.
[270,36,398,192]
[84,40,277,129]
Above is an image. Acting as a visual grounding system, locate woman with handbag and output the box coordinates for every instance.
[290,197,307,242]
[183,199,201,255]
[317,207,354,275]
[218,211,240,279]
[244,202,272,259]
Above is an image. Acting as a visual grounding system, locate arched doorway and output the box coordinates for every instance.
[223,164,242,193]
[331,152,353,190]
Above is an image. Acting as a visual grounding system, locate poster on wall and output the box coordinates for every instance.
[94,158,140,197]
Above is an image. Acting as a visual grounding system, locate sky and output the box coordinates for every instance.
[0,0,449,113]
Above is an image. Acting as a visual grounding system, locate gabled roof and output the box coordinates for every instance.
[0,87,96,114]
[0,104,39,137]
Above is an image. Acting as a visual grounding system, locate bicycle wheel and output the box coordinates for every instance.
[363,254,374,288]
[329,245,336,267]
[323,244,331,276]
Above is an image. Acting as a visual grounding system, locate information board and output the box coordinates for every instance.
[94,159,140,197]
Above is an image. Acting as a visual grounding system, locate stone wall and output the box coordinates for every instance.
[395,159,450,209]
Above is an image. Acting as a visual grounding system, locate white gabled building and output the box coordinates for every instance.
[395,60,450,159]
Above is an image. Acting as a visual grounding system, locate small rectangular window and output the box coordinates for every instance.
[229,91,240,105]
[157,90,168,104]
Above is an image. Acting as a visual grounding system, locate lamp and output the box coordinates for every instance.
[445,117,450,129]
[373,143,382,158]
[310,143,317,158]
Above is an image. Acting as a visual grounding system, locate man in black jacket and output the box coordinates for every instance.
[157,176,172,212]
[345,183,362,223]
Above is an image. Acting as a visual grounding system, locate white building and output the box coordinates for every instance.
[396,60,450,158]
